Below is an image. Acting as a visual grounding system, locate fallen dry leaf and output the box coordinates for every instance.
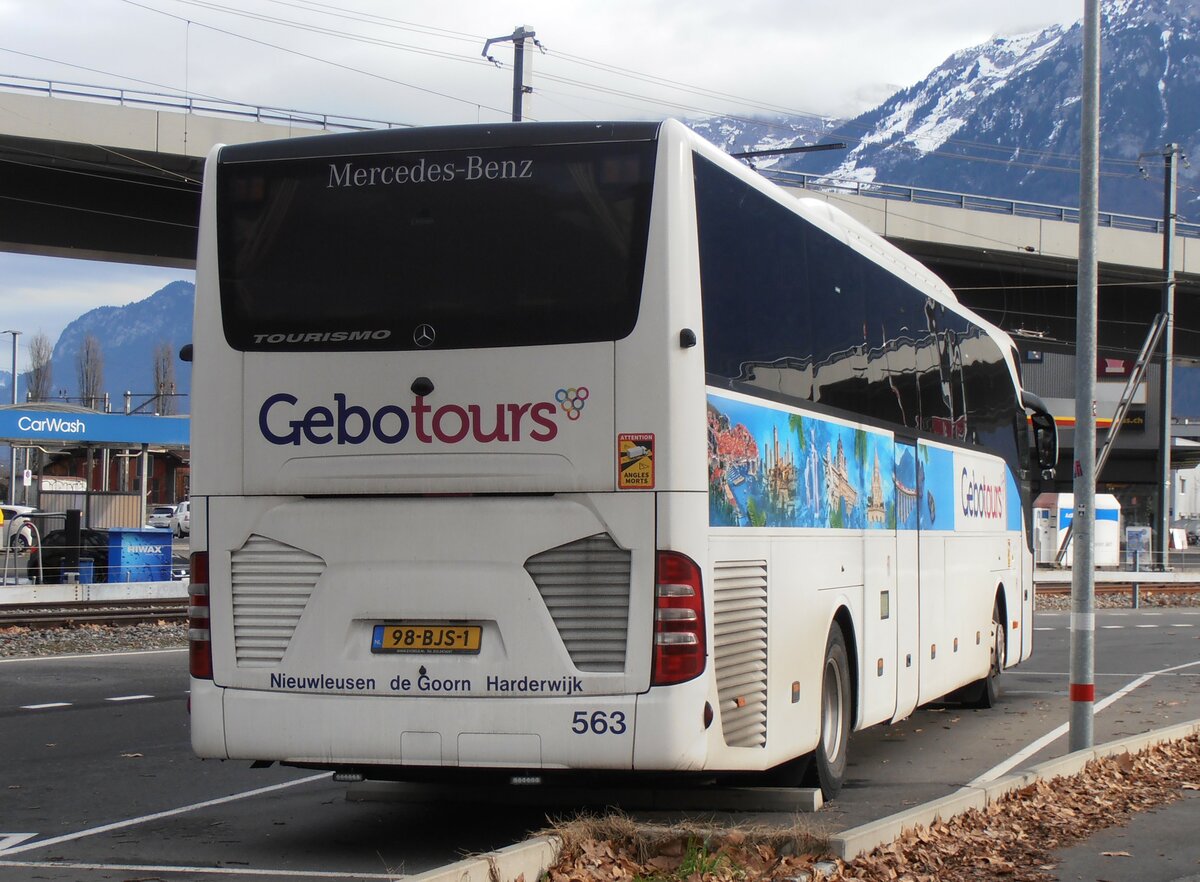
[544,734,1200,882]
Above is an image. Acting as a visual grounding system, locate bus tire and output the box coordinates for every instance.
[960,601,1005,709]
[805,625,851,799]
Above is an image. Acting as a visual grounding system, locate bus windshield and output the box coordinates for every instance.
[216,139,657,351]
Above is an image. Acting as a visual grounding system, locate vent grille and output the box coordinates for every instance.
[525,533,631,672]
[714,559,768,748]
[230,534,325,668]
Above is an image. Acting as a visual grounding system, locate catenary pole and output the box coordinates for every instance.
[1069,0,1100,751]
[3,329,19,505]
[481,26,536,122]
[1156,144,1179,568]
[511,26,534,122]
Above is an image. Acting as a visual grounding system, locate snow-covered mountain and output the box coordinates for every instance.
[9,1,1199,410]
[695,0,1200,222]
[686,113,844,168]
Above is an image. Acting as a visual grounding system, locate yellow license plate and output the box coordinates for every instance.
[371,623,482,654]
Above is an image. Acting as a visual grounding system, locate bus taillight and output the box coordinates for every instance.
[189,552,212,680]
[651,551,706,686]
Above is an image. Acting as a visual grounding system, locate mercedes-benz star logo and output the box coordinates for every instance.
[413,324,436,348]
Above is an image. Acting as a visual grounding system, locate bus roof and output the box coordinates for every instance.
[217,120,664,164]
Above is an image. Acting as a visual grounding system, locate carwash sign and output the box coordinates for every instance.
[0,410,190,446]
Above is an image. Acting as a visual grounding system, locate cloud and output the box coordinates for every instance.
[0,253,192,348]
[0,0,1084,123]
[0,0,1082,341]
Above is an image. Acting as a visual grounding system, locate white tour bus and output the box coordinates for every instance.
[188,119,1057,797]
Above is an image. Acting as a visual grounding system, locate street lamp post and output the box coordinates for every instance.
[2,329,20,505]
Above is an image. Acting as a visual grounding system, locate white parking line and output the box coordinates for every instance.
[105,694,155,702]
[0,860,400,879]
[0,648,187,664]
[1031,623,1195,631]
[19,702,71,710]
[0,773,331,857]
[1014,670,1200,678]
[969,657,1200,786]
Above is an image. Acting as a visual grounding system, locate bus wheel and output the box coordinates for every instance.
[805,625,851,799]
[961,602,1005,709]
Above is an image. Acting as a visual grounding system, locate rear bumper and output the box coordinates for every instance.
[191,675,715,772]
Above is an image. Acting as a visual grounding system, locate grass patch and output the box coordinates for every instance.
[544,812,829,881]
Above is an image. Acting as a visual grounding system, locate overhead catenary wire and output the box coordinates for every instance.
[135,0,1158,180]
[0,152,201,192]
[0,72,206,186]
[0,192,199,228]
[138,0,1183,196]
[120,0,504,122]
[0,47,231,103]
[159,0,492,68]
[8,2,1192,210]
[259,0,485,44]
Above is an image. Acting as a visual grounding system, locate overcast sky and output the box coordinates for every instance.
[0,0,1087,363]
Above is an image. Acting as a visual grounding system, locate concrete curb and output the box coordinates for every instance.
[404,835,562,882]
[827,717,1200,861]
[0,580,187,605]
[376,719,1200,880]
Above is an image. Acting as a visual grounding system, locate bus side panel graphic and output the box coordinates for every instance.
[707,393,897,529]
[915,443,955,532]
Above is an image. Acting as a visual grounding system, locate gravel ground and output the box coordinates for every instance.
[0,621,187,658]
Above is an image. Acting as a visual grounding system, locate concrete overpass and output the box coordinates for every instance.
[4,75,1200,500]
[4,75,1197,282]
[0,75,401,267]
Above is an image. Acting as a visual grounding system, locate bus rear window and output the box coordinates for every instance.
[216,140,656,351]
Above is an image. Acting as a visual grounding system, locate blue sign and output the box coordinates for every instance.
[107,528,173,582]
[0,410,189,446]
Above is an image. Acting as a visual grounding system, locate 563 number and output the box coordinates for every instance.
[571,710,627,735]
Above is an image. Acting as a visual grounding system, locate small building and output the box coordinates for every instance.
[1033,492,1122,568]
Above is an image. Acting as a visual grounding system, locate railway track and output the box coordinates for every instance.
[0,599,187,629]
[0,584,1195,630]
[1034,583,1200,596]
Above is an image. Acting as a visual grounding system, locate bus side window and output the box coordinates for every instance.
[693,154,812,402]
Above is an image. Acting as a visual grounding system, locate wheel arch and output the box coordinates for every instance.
[994,582,1010,668]
[832,605,859,729]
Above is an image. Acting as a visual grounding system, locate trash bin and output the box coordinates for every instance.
[106,529,172,582]
[78,558,94,584]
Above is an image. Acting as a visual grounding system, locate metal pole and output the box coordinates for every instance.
[1156,144,1179,569]
[511,25,534,122]
[1069,0,1101,752]
[481,26,536,123]
[3,329,19,505]
[139,443,150,525]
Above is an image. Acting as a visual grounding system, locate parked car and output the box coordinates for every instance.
[1,504,37,550]
[27,528,110,584]
[148,504,177,529]
[169,500,191,537]
[1171,517,1200,546]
